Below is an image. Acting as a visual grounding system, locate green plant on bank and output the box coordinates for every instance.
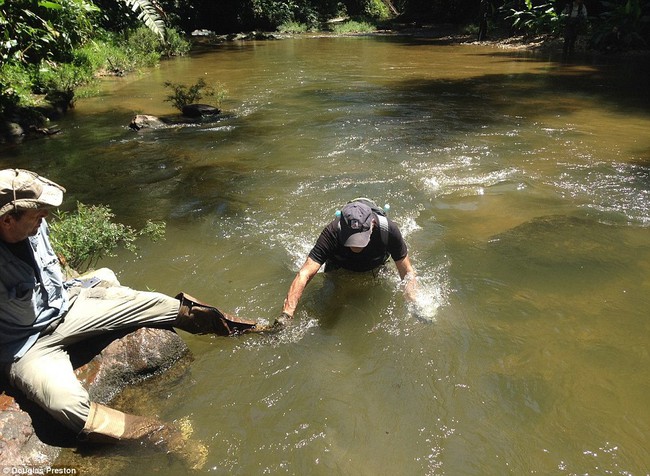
[163,78,227,112]
[364,0,392,20]
[330,19,377,34]
[49,202,166,273]
[159,28,191,57]
[462,23,480,36]
[0,61,85,117]
[278,21,311,33]
[245,0,322,30]
[35,60,95,106]
[0,63,38,109]
[0,26,189,117]
[75,27,189,74]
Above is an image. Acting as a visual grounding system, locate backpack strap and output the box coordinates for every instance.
[375,213,389,248]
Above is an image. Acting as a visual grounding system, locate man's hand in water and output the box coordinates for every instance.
[403,272,418,303]
[273,312,293,330]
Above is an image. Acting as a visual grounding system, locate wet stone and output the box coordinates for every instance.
[0,327,189,467]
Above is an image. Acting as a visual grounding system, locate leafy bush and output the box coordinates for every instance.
[163,78,227,112]
[124,27,190,63]
[49,202,166,272]
[0,63,38,110]
[247,0,295,29]
[161,28,191,57]
[330,20,377,34]
[278,21,310,33]
[503,0,561,35]
[74,33,143,74]
[364,0,391,20]
[1,25,190,119]
[0,0,98,64]
[124,27,164,67]
[72,27,188,76]
[35,61,94,99]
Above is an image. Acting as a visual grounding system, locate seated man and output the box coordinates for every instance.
[0,168,264,458]
[279,199,417,325]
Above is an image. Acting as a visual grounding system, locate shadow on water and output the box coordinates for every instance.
[372,32,650,115]
[389,67,650,125]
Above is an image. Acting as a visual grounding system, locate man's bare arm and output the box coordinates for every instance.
[282,257,322,318]
[395,255,417,302]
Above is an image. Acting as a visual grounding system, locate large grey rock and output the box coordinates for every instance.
[0,327,190,466]
[181,103,221,118]
[129,114,167,130]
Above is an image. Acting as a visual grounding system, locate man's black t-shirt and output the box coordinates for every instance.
[308,217,408,272]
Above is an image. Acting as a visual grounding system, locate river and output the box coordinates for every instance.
[1,35,649,475]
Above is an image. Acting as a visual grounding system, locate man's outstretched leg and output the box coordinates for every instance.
[174,292,264,335]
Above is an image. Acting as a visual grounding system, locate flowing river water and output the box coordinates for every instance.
[1,35,649,475]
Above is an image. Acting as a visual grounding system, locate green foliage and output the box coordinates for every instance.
[163,78,227,112]
[120,0,166,40]
[125,26,189,60]
[364,0,391,20]
[330,19,377,33]
[1,25,189,117]
[124,26,163,66]
[49,202,166,272]
[0,63,38,110]
[278,21,311,33]
[72,27,187,75]
[160,28,191,56]
[591,0,650,50]
[0,0,172,70]
[504,1,560,35]
[35,60,94,98]
[238,0,324,30]
[248,0,300,28]
[73,36,126,72]
[0,0,99,64]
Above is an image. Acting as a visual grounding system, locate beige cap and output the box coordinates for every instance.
[0,169,66,216]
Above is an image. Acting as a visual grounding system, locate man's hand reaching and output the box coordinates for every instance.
[273,312,293,330]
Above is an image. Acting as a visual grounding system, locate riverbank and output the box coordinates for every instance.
[194,23,565,51]
[2,24,645,146]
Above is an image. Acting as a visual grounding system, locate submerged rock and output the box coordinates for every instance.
[129,114,167,130]
[181,103,221,118]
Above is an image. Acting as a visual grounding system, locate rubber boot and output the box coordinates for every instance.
[79,402,166,446]
[174,292,265,335]
[79,402,207,469]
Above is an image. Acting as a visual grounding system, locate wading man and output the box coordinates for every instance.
[278,198,417,326]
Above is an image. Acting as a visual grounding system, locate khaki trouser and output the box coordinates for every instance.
[3,269,179,433]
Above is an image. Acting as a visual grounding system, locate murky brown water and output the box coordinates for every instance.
[2,36,649,475]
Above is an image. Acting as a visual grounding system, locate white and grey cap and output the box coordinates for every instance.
[338,202,374,248]
[0,169,65,216]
